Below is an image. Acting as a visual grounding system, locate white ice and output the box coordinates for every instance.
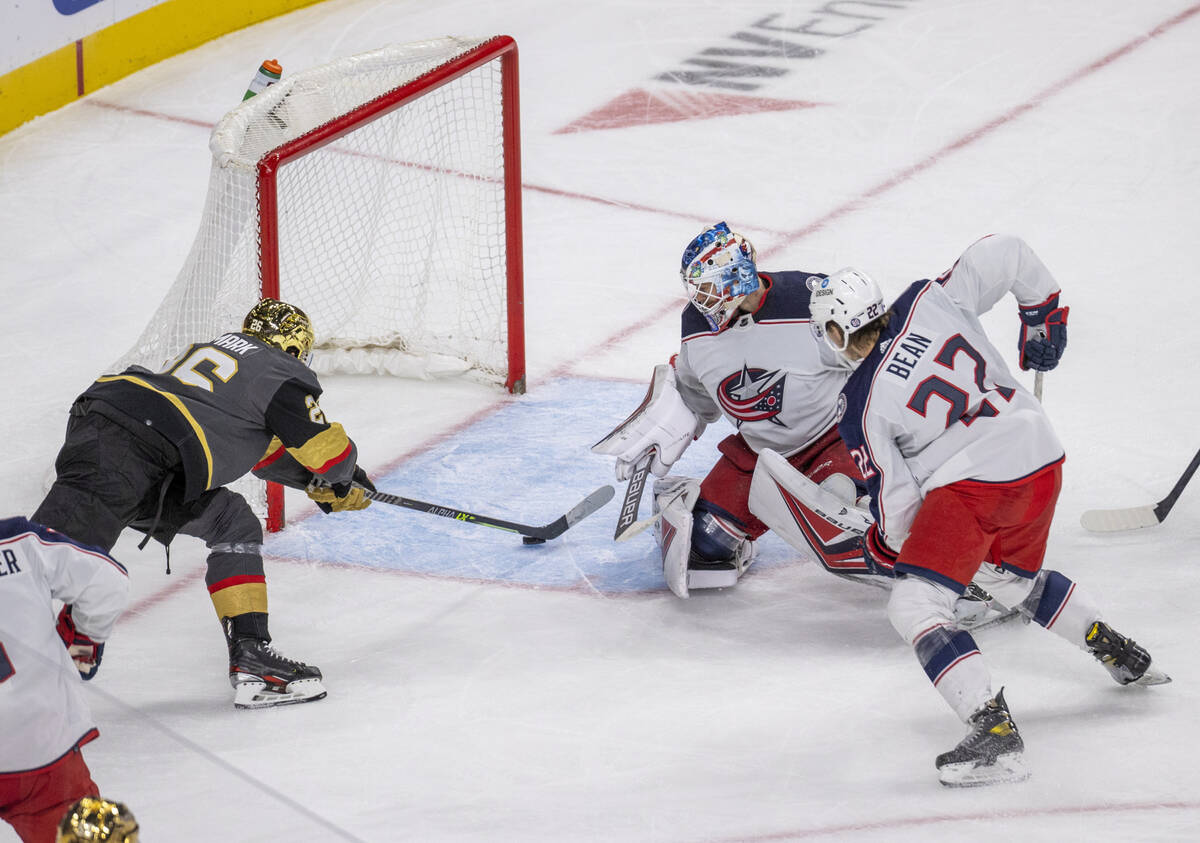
[2,1,1199,840]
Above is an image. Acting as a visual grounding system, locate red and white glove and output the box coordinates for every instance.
[56,605,105,680]
[861,523,899,577]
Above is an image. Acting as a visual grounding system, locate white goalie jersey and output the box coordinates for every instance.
[0,517,129,774]
[674,270,852,456]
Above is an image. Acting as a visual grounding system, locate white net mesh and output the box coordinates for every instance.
[114,36,515,385]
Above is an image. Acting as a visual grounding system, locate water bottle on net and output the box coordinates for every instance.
[243,59,283,101]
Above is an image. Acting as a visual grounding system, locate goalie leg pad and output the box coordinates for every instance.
[748,448,873,574]
[653,478,755,597]
[654,477,699,598]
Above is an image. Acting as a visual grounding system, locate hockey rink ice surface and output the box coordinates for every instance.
[3,1,1200,840]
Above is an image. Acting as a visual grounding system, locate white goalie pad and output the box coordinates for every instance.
[654,477,700,598]
[748,448,873,574]
[653,477,756,598]
[592,364,704,480]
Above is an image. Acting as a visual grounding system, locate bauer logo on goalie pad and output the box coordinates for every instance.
[774,481,870,572]
[747,449,872,575]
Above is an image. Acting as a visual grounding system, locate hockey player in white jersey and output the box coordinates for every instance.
[0,516,130,843]
[594,222,874,598]
[811,233,1169,787]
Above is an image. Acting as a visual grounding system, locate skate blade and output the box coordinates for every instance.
[233,678,327,710]
[1134,667,1172,686]
[938,752,1030,788]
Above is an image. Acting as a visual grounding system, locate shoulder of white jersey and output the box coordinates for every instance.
[839,282,924,411]
[680,300,711,340]
[0,517,128,574]
[878,279,930,327]
[0,515,35,541]
[754,270,828,322]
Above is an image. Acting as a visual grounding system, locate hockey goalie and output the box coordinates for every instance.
[593,222,883,598]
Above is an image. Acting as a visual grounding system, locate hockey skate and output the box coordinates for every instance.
[1085,621,1171,686]
[936,688,1030,787]
[228,637,327,709]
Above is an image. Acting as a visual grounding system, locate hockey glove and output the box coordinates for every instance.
[56,605,105,680]
[307,465,376,513]
[860,523,899,577]
[1017,293,1069,371]
[592,364,704,481]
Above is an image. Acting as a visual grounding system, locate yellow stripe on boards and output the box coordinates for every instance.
[0,0,328,137]
[0,43,78,136]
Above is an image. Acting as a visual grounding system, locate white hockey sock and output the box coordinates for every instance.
[889,576,994,722]
[1019,568,1102,651]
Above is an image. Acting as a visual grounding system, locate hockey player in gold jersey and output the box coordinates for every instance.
[34,298,373,709]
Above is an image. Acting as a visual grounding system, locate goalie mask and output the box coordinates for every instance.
[680,222,760,332]
[808,268,885,364]
[56,797,140,842]
[243,297,315,365]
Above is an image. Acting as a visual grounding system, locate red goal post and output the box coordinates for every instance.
[257,36,525,392]
[114,36,525,532]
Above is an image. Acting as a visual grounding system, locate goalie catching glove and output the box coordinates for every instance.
[56,605,105,680]
[307,465,376,512]
[592,363,705,480]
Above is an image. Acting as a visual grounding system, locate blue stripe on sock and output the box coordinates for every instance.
[1032,570,1074,628]
[915,626,980,685]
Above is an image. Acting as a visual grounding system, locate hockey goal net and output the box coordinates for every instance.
[118,35,523,387]
[111,37,520,535]
[113,35,523,530]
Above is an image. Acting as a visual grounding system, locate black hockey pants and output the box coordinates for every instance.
[34,401,269,637]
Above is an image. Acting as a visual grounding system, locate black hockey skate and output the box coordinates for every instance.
[936,688,1029,787]
[228,637,327,709]
[1085,621,1171,686]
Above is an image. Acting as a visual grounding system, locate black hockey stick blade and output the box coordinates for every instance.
[365,484,614,542]
[1080,446,1200,533]
[614,450,653,540]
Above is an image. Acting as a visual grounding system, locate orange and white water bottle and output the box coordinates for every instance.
[243,59,283,100]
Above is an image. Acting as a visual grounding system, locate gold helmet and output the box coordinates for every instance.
[56,797,139,842]
[243,297,315,364]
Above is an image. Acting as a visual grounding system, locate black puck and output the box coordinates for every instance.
[522,536,546,545]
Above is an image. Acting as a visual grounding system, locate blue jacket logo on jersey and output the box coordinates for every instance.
[717,365,787,426]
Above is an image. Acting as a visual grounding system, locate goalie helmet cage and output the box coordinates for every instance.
[113,35,524,532]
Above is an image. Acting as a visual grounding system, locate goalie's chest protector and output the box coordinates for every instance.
[679,271,849,456]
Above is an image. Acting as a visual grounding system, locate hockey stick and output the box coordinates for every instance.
[615,508,662,542]
[613,450,654,541]
[1079,446,1200,533]
[364,485,615,543]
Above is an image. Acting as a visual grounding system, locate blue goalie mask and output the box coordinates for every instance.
[680,222,760,332]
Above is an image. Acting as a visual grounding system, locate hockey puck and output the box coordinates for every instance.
[522,536,546,545]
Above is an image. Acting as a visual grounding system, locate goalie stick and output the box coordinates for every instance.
[1079,446,1200,533]
[613,450,653,541]
[364,485,615,542]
